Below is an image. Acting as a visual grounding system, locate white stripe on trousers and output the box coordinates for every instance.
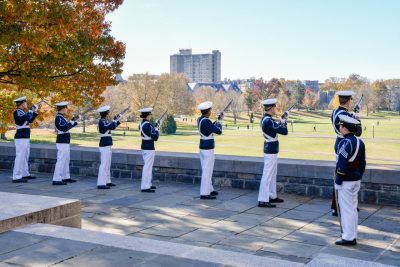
[141,150,155,190]
[13,139,31,180]
[53,143,71,182]
[97,146,112,186]
[199,149,215,196]
[335,180,361,241]
[258,153,278,202]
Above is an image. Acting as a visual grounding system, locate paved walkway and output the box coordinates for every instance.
[0,170,399,266]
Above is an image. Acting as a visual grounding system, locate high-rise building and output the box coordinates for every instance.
[170,49,221,83]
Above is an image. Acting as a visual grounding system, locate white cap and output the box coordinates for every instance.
[197,101,213,110]
[139,107,153,113]
[97,105,110,113]
[262,98,277,106]
[338,114,360,125]
[336,90,355,97]
[55,101,69,107]
[14,96,27,103]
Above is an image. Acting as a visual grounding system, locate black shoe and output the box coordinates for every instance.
[98,185,111,189]
[62,179,77,183]
[335,239,357,246]
[23,175,36,180]
[269,197,284,203]
[210,191,218,196]
[13,179,28,183]
[141,189,155,193]
[331,210,338,217]
[52,181,67,185]
[150,185,156,189]
[106,183,116,187]
[200,195,216,200]
[258,202,276,208]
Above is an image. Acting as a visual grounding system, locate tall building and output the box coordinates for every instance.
[170,49,221,83]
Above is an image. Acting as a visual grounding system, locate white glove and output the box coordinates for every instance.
[114,114,122,121]
[31,104,39,112]
[280,118,286,124]
[155,127,159,132]
[353,113,360,120]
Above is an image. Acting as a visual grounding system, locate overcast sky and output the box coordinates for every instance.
[107,0,400,81]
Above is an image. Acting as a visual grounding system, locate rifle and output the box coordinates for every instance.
[33,98,52,109]
[353,94,364,113]
[281,103,296,119]
[218,99,233,120]
[155,109,168,128]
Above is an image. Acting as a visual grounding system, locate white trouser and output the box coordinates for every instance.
[335,180,361,241]
[199,149,215,195]
[13,139,30,180]
[141,150,155,190]
[258,153,278,202]
[97,146,112,186]
[53,143,71,182]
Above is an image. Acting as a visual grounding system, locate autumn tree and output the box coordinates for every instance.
[0,0,125,135]
[372,80,390,111]
[291,81,305,108]
[302,88,319,110]
[226,90,244,124]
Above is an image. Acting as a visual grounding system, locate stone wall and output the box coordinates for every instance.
[0,143,399,205]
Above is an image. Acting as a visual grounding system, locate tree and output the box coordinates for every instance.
[0,0,125,134]
[372,80,390,111]
[291,81,305,108]
[160,114,177,135]
[302,88,319,110]
[226,90,244,124]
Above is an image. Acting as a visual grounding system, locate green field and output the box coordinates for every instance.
[2,110,400,165]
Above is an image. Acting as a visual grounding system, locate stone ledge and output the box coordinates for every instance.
[0,143,399,185]
[0,192,81,233]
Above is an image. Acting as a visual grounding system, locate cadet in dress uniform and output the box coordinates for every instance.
[197,101,223,200]
[52,102,78,185]
[97,105,121,189]
[334,114,366,246]
[139,108,159,193]
[330,91,361,216]
[12,96,39,183]
[257,99,288,208]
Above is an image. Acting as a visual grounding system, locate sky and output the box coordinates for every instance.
[107,0,400,81]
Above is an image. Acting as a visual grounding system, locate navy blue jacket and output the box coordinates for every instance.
[140,120,159,150]
[261,114,288,154]
[197,116,222,150]
[13,108,38,139]
[98,118,120,147]
[331,106,356,153]
[55,113,77,144]
[335,134,366,184]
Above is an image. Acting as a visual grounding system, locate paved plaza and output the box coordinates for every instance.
[0,170,399,266]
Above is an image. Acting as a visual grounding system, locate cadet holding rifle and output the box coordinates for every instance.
[330,91,362,216]
[257,99,290,208]
[12,96,40,183]
[96,105,123,189]
[197,101,225,200]
[139,107,162,193]
[52,101,79,185]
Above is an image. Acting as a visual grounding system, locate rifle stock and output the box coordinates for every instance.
[156,110,168,127]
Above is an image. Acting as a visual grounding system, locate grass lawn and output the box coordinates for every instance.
[2,110,400,165]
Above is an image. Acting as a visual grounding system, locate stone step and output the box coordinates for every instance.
[15,224,395,267]
[0,192,80,233]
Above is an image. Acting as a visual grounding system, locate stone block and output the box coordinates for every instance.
[361,183,382,191]
[377,192,400,206]
[244,180,260,190]
[119,170,132,179]
[238,173,258,180]
[232,179,244,189]
[382,184,399,192]
[284,183,307,196]
[361,190,377,204]
[320,186,333,198]
[112,170,120,178]
[225,172,238,179]
[176,174,194,184]
[370,168,400,185]
[38,164,54,173]
[306,186,321,197]
[214,177,232,187]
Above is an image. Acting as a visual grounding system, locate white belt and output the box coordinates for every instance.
[141,136,152,140]
[200,134,214,140]
[100,133,112,137]
[15,125,30,130]
[57,130,69,135]
[263,132,278,143]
